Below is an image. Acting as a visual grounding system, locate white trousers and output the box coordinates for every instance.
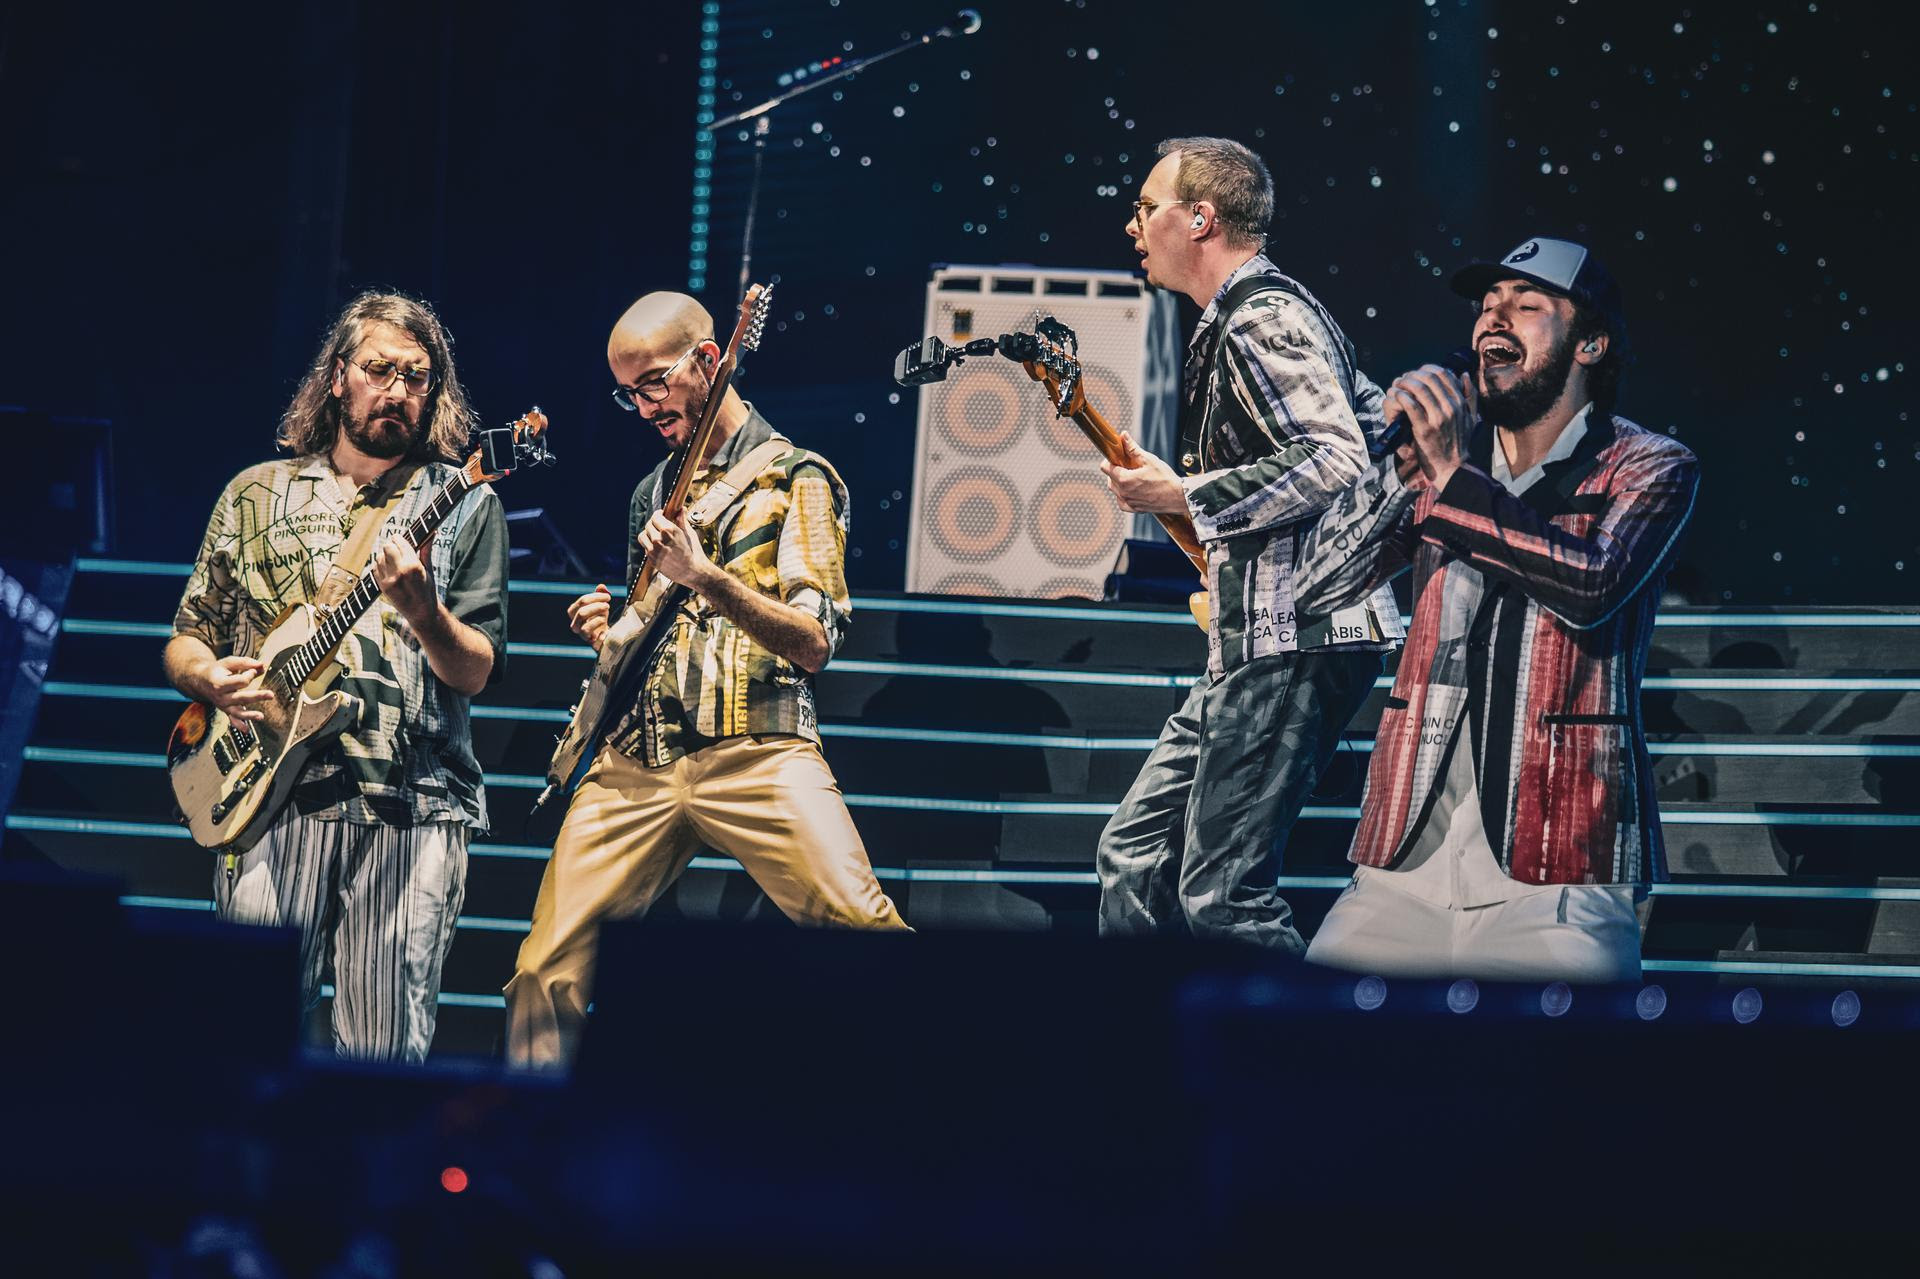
[1304,871,1643,984]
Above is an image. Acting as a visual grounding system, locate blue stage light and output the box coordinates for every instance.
[1540,981,1573,1018]
[1446,979,1479,1014]
[1635,984,1669,1021]
[1731,987,1764,1024]
[1353,976,1388,1011]
[1831,990,1862,1027]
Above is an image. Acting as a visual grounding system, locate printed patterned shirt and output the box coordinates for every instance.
[172,453,510,829]
[1178,254,1405,674]
[606,408,852,766]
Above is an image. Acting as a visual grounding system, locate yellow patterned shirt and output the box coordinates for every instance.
[605,409,852,766]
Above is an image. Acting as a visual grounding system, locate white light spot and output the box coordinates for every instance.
[1087,47,1099,60]
[1448,121,1460,133]
[1663,176,1679,192]
[892,106,905,118]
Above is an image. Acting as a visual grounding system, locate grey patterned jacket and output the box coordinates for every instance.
[1177,255,1404,674]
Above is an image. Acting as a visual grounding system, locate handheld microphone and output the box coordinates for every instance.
[1380,348,1478,451]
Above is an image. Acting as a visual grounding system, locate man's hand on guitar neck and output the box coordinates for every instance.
[372,533,497,696]
[1099,432,1190,515]
[568,584,614,652]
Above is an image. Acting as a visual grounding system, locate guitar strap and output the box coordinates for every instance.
[683,436,793,530]
[312,463,424,611]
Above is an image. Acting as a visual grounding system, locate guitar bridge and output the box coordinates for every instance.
[210,759,268,823]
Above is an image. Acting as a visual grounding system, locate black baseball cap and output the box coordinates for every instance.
[1451,236,1627,344]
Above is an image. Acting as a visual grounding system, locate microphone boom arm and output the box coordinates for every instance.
[709,11,979,130]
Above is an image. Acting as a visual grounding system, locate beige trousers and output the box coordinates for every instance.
[505,734,906,1067]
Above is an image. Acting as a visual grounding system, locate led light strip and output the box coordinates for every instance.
[105,897,1920,987]
[24,819,1920,902]
[29,699,1920,762]
[689,2,719,291]
[65,561,1920,629]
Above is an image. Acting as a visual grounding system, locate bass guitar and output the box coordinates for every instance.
[535,283,773,814]
[1019,317,1210,630]
[167,409,553,852]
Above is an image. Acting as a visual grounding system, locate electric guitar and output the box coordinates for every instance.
[1020,318,1211,631]
[167,410,553,852]
[535,283,774,813]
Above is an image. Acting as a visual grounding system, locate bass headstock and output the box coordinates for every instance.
[466,407,555,483]
[1024,316,1086,418]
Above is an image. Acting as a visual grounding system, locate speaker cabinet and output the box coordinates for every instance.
[905,266,1180,599]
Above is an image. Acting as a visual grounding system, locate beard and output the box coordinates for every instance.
[340,402,419,459]
[1479,329,1580,429]
[653,386,711,447]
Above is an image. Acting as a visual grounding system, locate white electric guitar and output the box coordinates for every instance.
[167,410,553,851]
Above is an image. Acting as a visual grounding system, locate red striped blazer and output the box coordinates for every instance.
[1295,414,1699,886]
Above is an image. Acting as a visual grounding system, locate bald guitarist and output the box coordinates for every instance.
[506,292,906,1070]
[1093,135,1402,950]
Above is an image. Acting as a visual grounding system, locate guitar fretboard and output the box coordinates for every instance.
[284,473,475,688]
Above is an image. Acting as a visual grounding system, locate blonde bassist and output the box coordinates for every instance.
[1093,137,1402,950]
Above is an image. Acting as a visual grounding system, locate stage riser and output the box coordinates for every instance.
[23,563,1920,1052]
[58,829,1920,981]
[41,633,1920,751]
[13,802,1919,894]
[63,572,1920,673]
[27,688,1920,808]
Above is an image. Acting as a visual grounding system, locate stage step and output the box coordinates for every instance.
[13,559,1920,1054]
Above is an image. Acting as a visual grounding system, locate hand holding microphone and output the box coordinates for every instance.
[1383,352,1478,492]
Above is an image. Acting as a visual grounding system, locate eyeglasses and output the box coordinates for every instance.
[611,345,702,411]
[349,357,435,396]
[1130,197,1194,225]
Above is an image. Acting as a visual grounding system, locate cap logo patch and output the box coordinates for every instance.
[1505,241,1542,264]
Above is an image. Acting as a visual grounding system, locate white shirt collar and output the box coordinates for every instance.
[1490,401,1593,496]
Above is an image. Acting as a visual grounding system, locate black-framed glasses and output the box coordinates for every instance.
[350,357,435,396]
[1130,197,1193,225]
[610,345,701,411]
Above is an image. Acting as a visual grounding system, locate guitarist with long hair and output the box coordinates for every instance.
[506,292,906,1070]
[163,291,511,1062]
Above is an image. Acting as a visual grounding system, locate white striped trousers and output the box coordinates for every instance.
[214,807,468,1063]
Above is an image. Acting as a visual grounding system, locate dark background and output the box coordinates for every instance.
[4,0,1915,602]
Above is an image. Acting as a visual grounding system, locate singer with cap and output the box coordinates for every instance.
[1296,237,1699,981]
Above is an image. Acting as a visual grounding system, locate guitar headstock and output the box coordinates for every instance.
[466,407,555,483]
[1025,316,1086,418]
[734,281,775,357]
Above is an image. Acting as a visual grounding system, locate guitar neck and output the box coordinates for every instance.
[281,472,473,687]
[1068,398,1209,576]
